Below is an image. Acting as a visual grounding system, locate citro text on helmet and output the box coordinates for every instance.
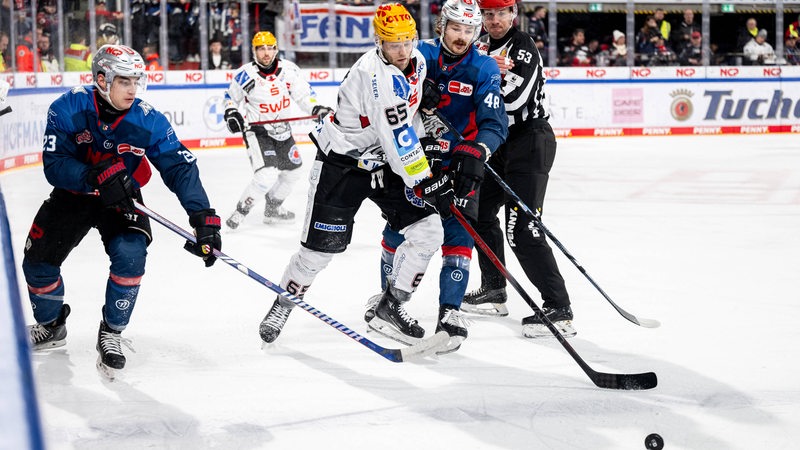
[92,44,147,91]
[373,2,418,43]
[252,31,277,48]
[438,0,483,42]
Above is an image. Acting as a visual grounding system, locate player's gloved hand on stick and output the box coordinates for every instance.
[312,105,333,121]
[224,108,244,134]
[419,137,444,174]
[420,78,441,114]
[87,158,135,214]
[450,140,487,200]
[414,172,454,219]
[185,209,222,267]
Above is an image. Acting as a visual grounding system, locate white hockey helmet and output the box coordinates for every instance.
[437,0,483,43]
[92,45,147,106]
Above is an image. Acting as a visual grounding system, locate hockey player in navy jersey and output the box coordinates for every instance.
[463,0,576,339]
[367,0,508,353]
[258,3,454,346]
[23,45,222,375]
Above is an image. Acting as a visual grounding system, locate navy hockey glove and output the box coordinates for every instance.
[185,209,222,267]
[224,108,244,134]
[87,158,135,214]
[451,140,486,200]
[312,105,333,121]
[414,172,454,219]
[420,78,441,113]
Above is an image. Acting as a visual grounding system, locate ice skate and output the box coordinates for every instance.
[435,304,469,354]
[260,297,294,343]
[367,286,424,345]
[263,197,295,224]
[96,319,129,380]
[28,303,71,350]
[522,306,576,338]
[363,293,381,323]
[226,202,252,230]
[461,286,509,316]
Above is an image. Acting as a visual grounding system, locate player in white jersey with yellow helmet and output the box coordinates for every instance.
[258,3,455,346]
[223,31,332,228]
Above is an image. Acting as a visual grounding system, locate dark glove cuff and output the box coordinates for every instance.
[189,209,221,229]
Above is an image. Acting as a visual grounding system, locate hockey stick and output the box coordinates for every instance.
[431,110,659,328]
[450,205,657,390]
[249,115,317,126]
[133,201,448,363]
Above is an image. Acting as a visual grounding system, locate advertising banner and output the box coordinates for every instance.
[287,2,376,53]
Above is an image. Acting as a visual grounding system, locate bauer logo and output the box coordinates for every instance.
[669,89,694,121]
[203,96,227,131]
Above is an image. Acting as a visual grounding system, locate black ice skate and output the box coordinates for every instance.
[522,306,576,338]
[226,201,252,230]
[96,319,128,381]
[436,304,469,354]
[28,303,71,350]
[461,286,508,316]
[263,197,295,224]
[367,286,425,345]
[260,297,294,343]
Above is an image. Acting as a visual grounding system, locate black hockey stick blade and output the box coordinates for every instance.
[135,201,446,363]
[450,205,657,390]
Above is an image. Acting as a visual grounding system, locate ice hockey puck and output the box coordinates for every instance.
[644,433,664,449]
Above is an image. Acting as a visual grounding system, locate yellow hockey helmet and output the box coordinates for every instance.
[252,31,277,48]
[373,3,418,42]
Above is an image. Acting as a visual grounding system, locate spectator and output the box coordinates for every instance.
[785,35,800,65]
[97,22,119,47]
[678,31,704,66]
[91,0,124,24]
[597,29,627,66]
[142,44,164,71]
[559,28,593,66]
[207,37,231,70]
[38,32,59,72]
[654,8,671,41]
[526,5,548,65]
[64,28,92,72]
[743,29,776,65]
[36,0,59,50]
[737,17,759,52]
[0,31,8,72]
[671,9,700,50]
[15,23,35,72]
[785,14,799,40]
[636,15,661,57]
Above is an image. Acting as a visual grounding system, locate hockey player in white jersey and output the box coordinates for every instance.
[223,31,332,229]
[259,3,454,345]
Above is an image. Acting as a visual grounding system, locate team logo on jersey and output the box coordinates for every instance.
[75,130,93,144]
[288,145,302,164]
[448,81,473,96]
[392,75,410,101]
[234,70,251,86]
[138,101,153,115]
[118,143,145,156]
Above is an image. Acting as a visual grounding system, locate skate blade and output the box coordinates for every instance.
[367,317,423,346]
[522,321,577,339]
[400,331,451,361]
[460,302,509,317]
[435,335,465,355]
[32,339,66,351]
[96,356,119,382]
[263,217,296,225]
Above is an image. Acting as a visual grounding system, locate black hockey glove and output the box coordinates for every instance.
[312,105,333,121]
[450,140,486,200]
[87,158,135,214]
[419,137,444,174]
[420,78,441,113]
[224,108,244,134]
[185,209,222,267]
[414,172,454,219]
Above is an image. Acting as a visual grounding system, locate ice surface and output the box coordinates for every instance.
[1,134,799,449]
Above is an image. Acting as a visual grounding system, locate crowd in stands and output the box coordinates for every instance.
[1,1,799,72]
